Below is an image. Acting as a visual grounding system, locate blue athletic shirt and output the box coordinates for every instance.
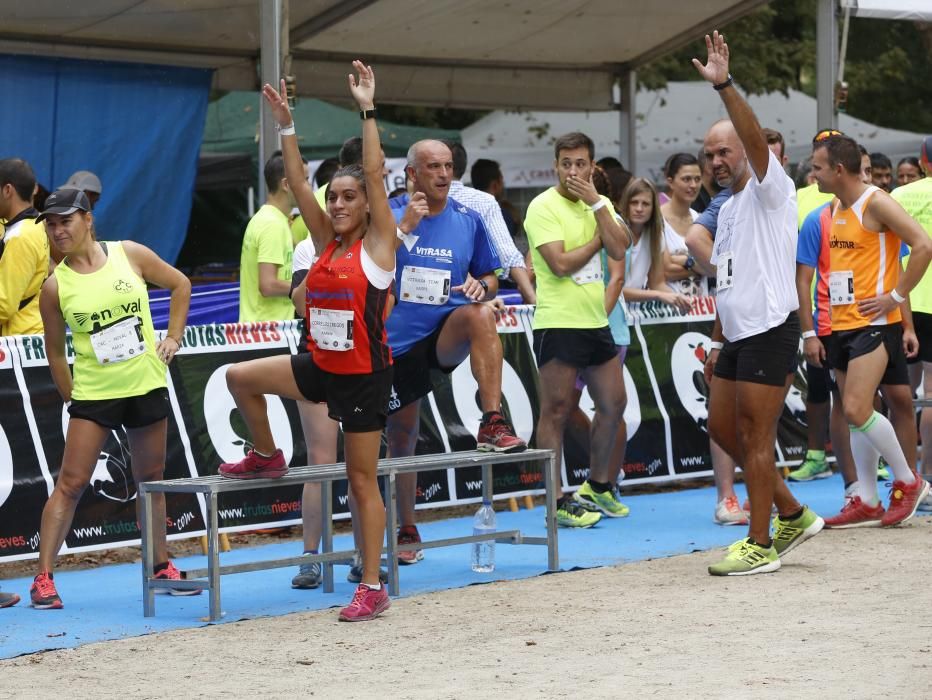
[388,198,501,356]
[695,187,732,239]
[389,192,410,210]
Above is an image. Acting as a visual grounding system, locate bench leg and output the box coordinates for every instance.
[544,452,559,571]
[140,486,155,617]
[322,480,334,593]
[384,472,399,597]
[208,492,222,621]
[482,463,493,503]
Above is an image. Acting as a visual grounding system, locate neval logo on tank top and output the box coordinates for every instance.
[71,300,143,331]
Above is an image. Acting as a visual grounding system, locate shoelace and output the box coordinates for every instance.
[347,585,370,608]
[33,575,56,597]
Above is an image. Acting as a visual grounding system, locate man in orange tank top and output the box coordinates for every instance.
[809,134,932,526]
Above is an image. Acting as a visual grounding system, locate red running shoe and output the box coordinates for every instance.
[823,496,884,529]
[397,525,424,565]
[219,448,287,480]
[477,412,526,453]
[338,584,390,622]
[30,571,63,610]
[881,471,931,527]
[153,561,203,596]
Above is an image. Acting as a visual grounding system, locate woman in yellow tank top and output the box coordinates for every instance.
[28,188,193,610]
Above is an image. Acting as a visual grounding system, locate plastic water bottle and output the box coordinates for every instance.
[471,500,496,572]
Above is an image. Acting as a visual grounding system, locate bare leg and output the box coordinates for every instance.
[579,354,626,484]
[711,439,738,501]
[535,359,582,499]
[297,401,338,552]
[385,401,420,528]
[921,362,932,479]
[435,304,502,412]
[127,419,170,565]
[830,391,857,485]
[880,382,918,471]
[343,430,385,586]
[805,398,830,451]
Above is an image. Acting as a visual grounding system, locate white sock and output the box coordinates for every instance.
[849,427,880,506]
[855,411,915,484]
[362,582,382,590]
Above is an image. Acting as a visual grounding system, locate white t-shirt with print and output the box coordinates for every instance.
[710,150,798,342]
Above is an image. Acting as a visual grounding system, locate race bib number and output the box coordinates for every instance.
[309,308,354,351]
[400,265,451,305]
[572,253,603,285]
[829,270,855,306]
[89,316,146,365]
[716,252,734,291]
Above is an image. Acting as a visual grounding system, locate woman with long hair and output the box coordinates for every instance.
[660,153,708,297]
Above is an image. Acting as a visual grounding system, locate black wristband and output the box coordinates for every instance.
[478,279,489,293]
[359,108,377,120]
[713,74,734,91]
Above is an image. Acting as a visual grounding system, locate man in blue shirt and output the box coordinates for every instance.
[384,139,526,564]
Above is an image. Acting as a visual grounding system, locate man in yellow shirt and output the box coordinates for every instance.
[0,158,49,336]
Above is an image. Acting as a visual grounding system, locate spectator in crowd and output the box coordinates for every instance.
[896,156,922,188]
[892,135,932,511]
[59,170,102,210]
[292,157,338,246]
[34,183,50,212]
[762,127,788,167]
[31,188,193,609]
[693,148,721,213]
[525,132,631,527]
[620,178,691,312]
[446,142,536,304]
[660,153,706,298]
[870,152,893,192]
[470,158,519,238]
[0,157,50,336]
[238,151,303,322]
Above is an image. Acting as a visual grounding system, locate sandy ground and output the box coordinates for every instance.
[1,518,930,699]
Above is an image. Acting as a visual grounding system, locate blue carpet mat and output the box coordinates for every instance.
[0,475,924,658]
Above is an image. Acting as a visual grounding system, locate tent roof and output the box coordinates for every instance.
[0,0,769,110]
[201,90,458,158]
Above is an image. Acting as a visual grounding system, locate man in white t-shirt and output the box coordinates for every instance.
[693,31,824,576]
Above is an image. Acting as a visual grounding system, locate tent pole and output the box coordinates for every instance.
[616,70,637,175]
[258,0,285,202]
[816,0,838,131]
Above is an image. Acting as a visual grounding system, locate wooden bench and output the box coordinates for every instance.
[139,449,557,621]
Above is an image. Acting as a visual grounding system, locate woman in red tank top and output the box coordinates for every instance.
[219,62,398,622]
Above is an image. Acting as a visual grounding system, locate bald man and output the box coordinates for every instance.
[693,31,823,576]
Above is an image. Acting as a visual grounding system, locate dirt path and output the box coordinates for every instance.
[2,518,929,699]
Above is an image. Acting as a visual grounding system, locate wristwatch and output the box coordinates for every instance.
[359,108,377,120]
[713,74,734,91]
[477,279,489,294]
[684,255,696,272]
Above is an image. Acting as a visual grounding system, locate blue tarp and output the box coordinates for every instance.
[0,54,211,264]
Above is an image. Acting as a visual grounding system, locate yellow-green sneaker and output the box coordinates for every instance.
[556,499,601,528]
[787,457,831,482]
[772,506,824,557]
[573,481,630,517]
[708,538,781,576]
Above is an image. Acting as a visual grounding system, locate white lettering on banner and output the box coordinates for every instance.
[205,364,293,465]
[0,424,12,509]
[450,359,533,444]
[578,365,641,440]
[626,295,717,325]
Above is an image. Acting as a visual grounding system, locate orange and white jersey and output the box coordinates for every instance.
[828,185,901,330]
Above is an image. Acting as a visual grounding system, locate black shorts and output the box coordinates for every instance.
[387,313,459,414]
[912,311,932,364]
[806,359,833,404]
[532,326,618,370]
[714,312,800,387]
[68,387,170,430]
[824,324,908,386]
[291,353,393,432]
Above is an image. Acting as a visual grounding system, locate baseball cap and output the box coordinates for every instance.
[59,170,102,194]
[36,188,92,222]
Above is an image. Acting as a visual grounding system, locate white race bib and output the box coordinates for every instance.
[716,252,734,292]
[572,253,603,285]
[309,308,354,351]
[829,270,855,306]
[89,316,146,365]
[400,265,451,305]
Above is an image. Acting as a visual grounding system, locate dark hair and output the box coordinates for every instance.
[858,145,869,158]
[470,158,502,192]
[339,137,363,167]
[0,158,37,202]
[596,156,624,171]
[816,136,862,175]
[263,151,286,193]
[870,152,892,170]
[33,182,50,211]
[325,164,367,199]
[762,128,785,160]
[314,157,340,188]
[441,141,468,180]
[592,166,611,198]
[898,156,921,171]
[606,167,633,206]
[553,132,595,161]
[663,152,699,180]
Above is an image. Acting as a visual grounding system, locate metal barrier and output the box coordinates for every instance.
[139,449,557,621]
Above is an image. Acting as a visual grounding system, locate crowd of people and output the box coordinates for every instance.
[2,34,932,616]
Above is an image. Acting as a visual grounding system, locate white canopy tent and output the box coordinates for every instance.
[462,81,928,188]
[841,0,932,21]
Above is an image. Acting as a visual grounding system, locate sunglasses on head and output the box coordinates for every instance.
[813,129,844,143]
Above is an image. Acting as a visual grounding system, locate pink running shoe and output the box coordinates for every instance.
[881,471,931,527]
[338,584,390,622]
[219,448,287,480]
[153,561,203,596]
[30,571,63,610]
[397,525,424,565]
[477,412,526,453]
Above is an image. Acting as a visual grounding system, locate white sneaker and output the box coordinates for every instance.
[714,495,749,525]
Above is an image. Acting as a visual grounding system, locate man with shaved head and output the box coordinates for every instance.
[375,138,525,565]
[693,32,823,576]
